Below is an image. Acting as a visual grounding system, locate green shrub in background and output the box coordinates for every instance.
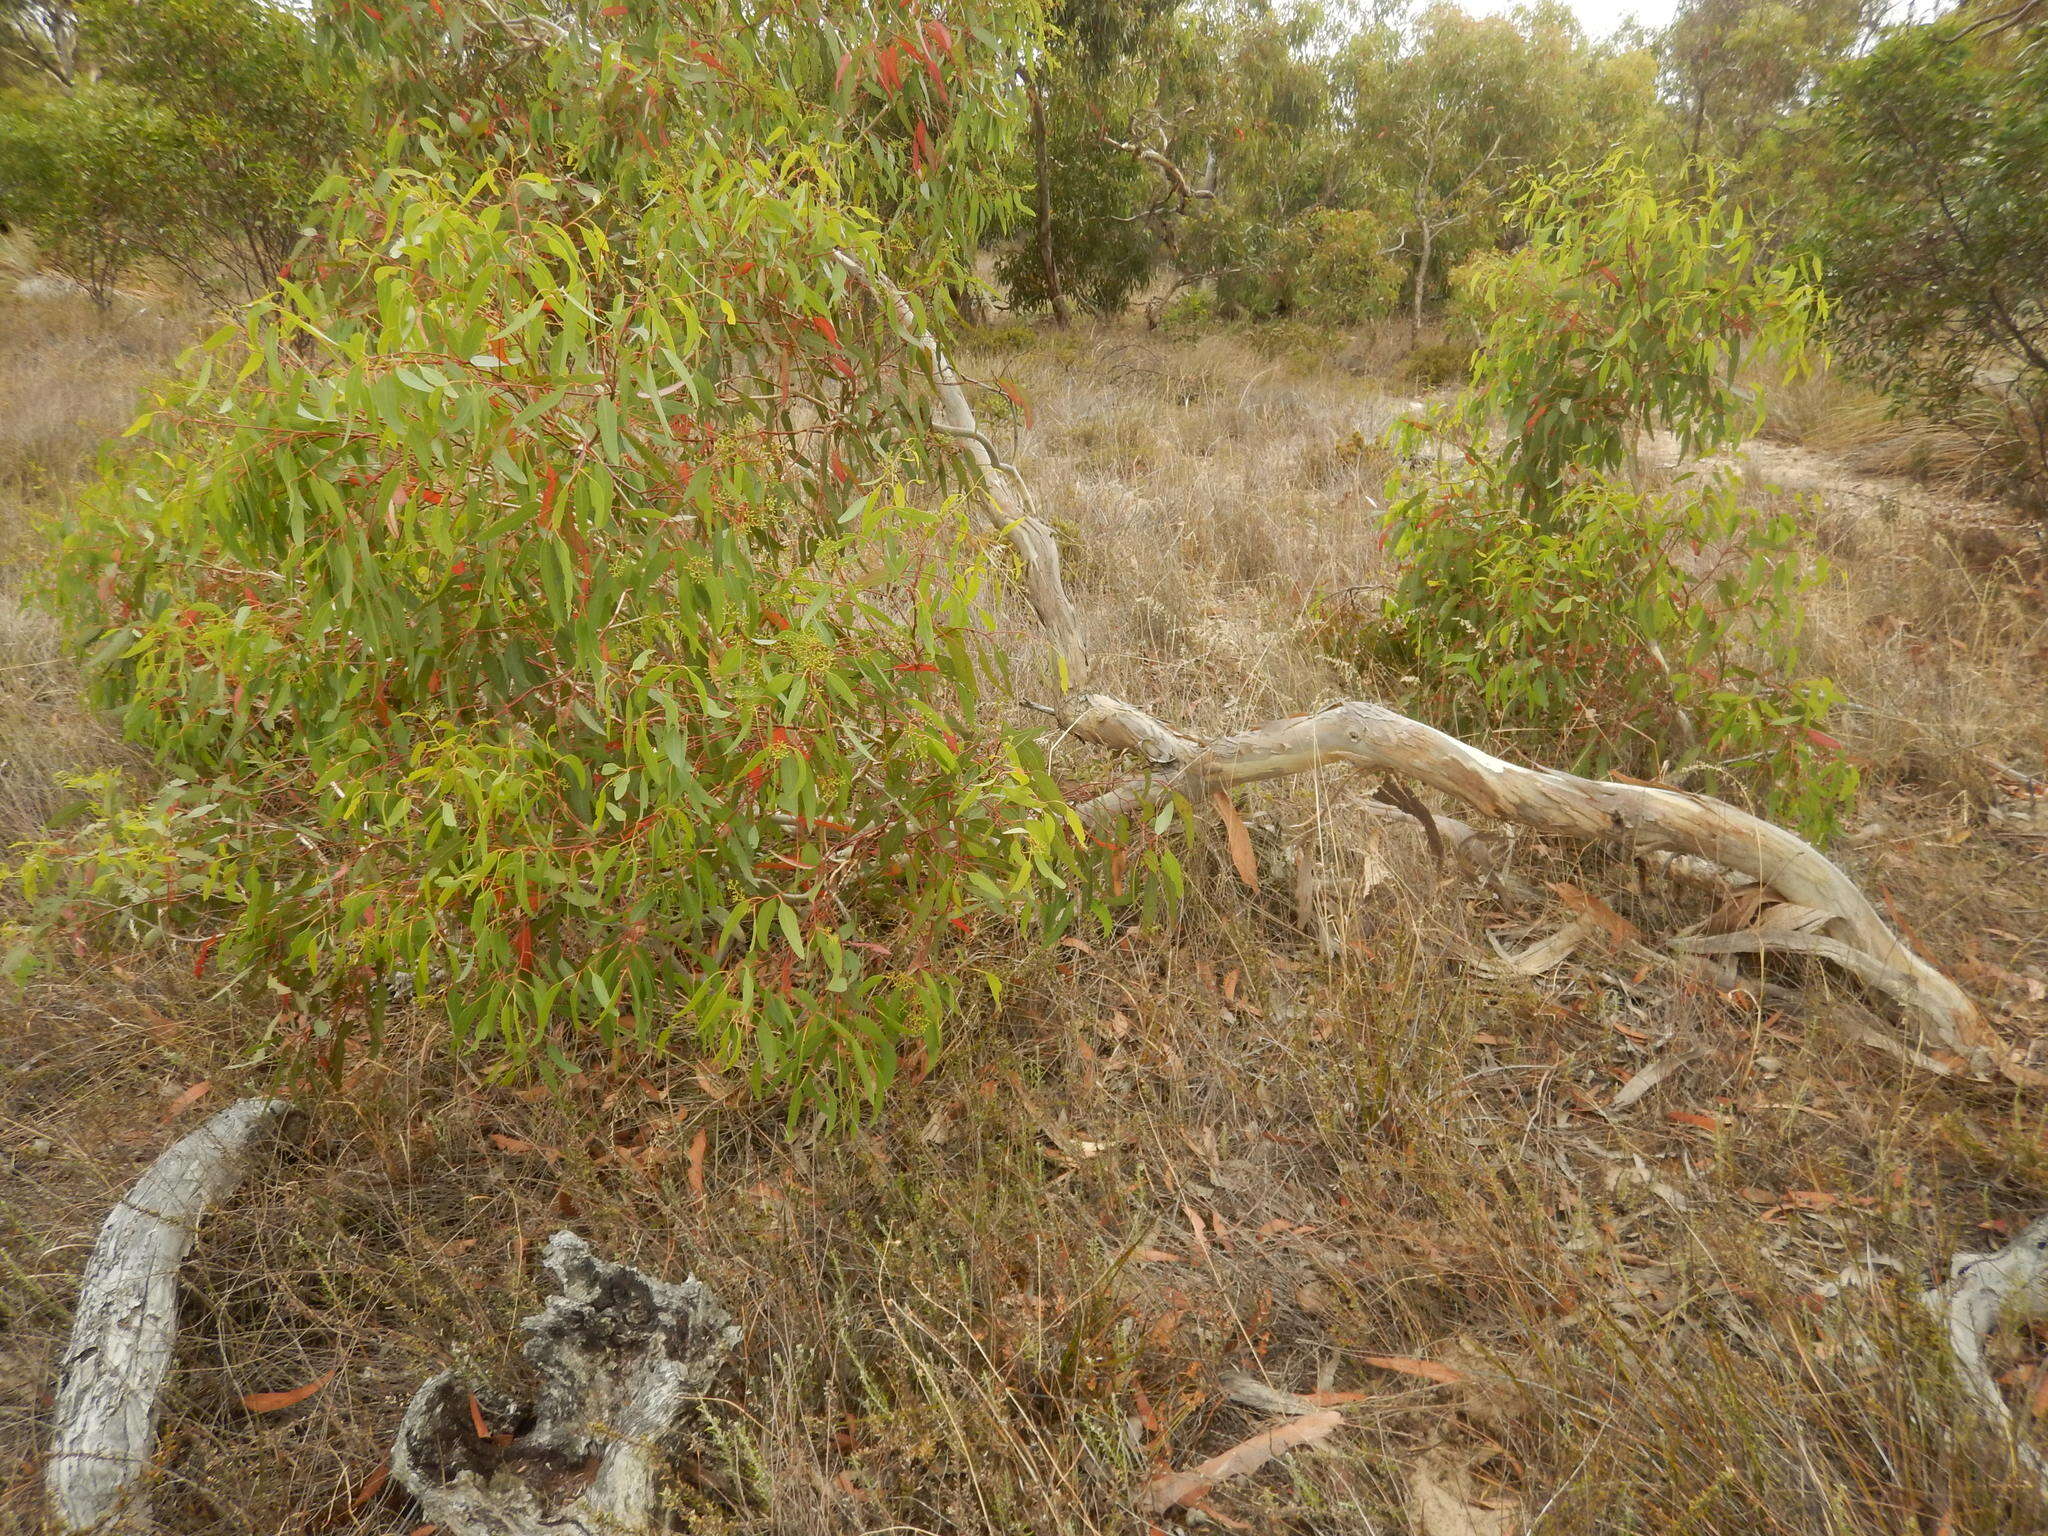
[10,0,1120,1129]
[1399,339,1473,389]
[0,80,187,302]
[1338,158,1857,840]
[1810,13,2048,513]
[0,0,348,302]
[1268,205,1403,326]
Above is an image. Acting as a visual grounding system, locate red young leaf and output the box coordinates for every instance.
[242,1365,337,1414]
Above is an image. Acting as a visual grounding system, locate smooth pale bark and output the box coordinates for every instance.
[47,1098,298,1535]
[835,251,1088,688]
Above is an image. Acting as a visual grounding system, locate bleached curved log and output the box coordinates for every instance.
[46,1097,299,1535]
[1923,1214,2048,1494]
[834,250,1089,689]
[1055,690,2013,1077]
[391,1231,741,1536]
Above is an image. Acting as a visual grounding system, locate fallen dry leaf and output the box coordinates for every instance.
[686,1128,707,1200]
[163,1080,212,1121]
[1408,1444,1520,1536]
[241,1365,336,1414]
[1360,1354,1465,1386]
[1488,918,1596,976]
[1700,884,1772,936]
[1665,1110,1724,1132]
[1548,881,1640,945]
[348,1460,390,1512]
[1610,1045,1704,1111]
[1137,1409,1344,1514]
[1210,790,1261,892]
[1755,901,1832,935]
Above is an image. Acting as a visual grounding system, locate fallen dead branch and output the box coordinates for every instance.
[1052,690,2013,1077]
[46,1097,299,1535]
[867,293,2024,1083]
[1922,1214,2048,1496]
[390,1230,741,1536]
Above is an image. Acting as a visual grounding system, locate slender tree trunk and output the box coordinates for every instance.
[1411,221,1433,344]
[1027,71,1072,326]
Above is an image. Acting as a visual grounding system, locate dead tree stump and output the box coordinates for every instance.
[391,1231,741,1536]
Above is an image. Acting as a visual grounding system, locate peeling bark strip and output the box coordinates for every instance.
[392,1231,741,1536]
[1924,1214,2048,1494]
[1054,690,2010,1075]
[46,1097,298,1535]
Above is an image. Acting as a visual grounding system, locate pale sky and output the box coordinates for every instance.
[1449,0,1939,41]
[1453,0,1680,39]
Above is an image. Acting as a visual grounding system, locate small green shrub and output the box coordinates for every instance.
[1350,459,1854,833]
[1156,286,1214,332]
[1240,316,1326,363]
[1270,206,1403,326]
[10,0,1110,1129]
[1334,158,1856,839]
[1400,339,1472,389]
[961,321,1042,354]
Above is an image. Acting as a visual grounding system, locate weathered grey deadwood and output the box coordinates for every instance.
[1052,690,2017,1077]
[391,1231,741,1536]
[46,1097,298,1535]
[1923,1214,2048,1494]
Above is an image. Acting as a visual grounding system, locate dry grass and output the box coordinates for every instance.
[4,317,2048,1536]
[1758,356,2048,518]
[0,291,196,844]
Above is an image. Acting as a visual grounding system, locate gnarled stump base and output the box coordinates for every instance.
[392,1232,741,1536]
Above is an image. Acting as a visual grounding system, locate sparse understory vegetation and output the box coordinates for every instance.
[2,1,2048,1534]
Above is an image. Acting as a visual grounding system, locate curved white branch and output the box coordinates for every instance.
[833,250,1088,688]
[47,1098,298,1535]
[1056,691,2014,1077]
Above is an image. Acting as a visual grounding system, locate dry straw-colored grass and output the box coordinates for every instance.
[3,314,2048,1535]
[0,292,195,845]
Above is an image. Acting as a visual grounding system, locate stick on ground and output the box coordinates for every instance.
[46,1097,298,1535]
